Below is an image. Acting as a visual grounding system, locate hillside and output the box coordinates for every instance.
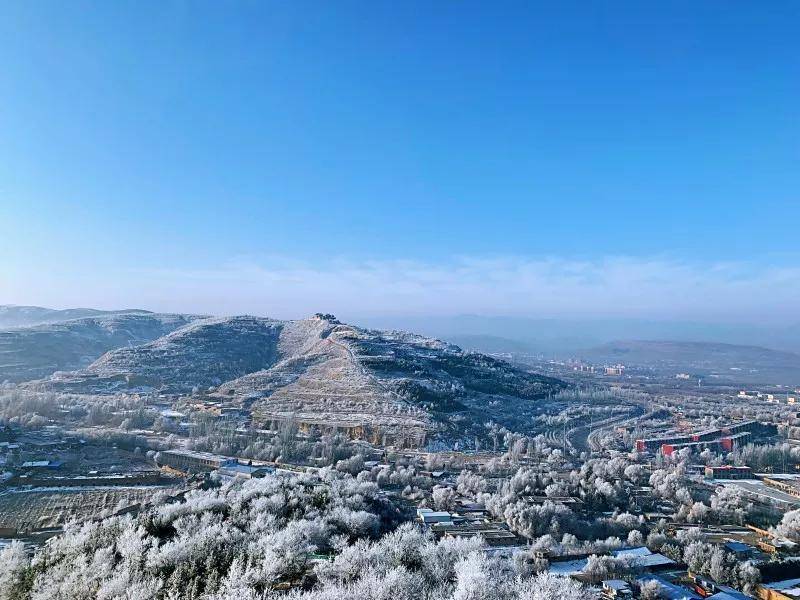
[0,313,199,382]
[0,305,151,329]
[88,316,285,390]
[34,315,567,444]
[582,339,800,384]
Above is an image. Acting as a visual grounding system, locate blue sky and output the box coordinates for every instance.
[1,2,798,321]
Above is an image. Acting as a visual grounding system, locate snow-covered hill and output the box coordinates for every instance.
[0,305,151,329]
[0,313,200,382]
[26,314,566,443]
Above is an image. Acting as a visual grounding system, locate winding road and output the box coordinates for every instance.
[566,404,647,454]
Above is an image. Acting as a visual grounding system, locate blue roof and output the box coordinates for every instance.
[613,547,676,568]
[222,464,264,474]
[707,592,750,600]
[637,576,702,600]
[613,546,651,558]
[604,580,632,591]
[723,541,751,553]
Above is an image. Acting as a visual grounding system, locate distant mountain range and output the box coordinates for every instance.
[0,305,152,329]
[354,314,800,355]
[3,310,565,444]
[580,340,800,385]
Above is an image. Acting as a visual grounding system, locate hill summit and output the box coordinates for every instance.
[23,313,566,445]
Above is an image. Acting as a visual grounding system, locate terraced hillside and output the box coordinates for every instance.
[0,313,199,383]
[218,319,433,444]
[34,315,566,444]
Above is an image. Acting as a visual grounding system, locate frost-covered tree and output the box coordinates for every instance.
[456,470,487,498]
[6,468,600,600]
[0,540,31,599]
[639,579,664,600]
[12,469,400,599]
[775,508,800,540]
[627,529,645,547]
[432,485,457,511]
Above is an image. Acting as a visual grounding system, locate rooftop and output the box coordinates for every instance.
[708,585,751,600]
[612,546,676,568]
[636,575,701,600]
[603,579,631,591]
[764,577,800,598]
[161,449,235,462]
[547,558,588,576]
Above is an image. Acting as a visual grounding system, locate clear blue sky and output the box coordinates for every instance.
[1,2,798,320]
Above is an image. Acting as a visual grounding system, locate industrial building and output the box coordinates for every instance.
[157,449,236,473]
[637,420,775,455]
[636,434,693,453]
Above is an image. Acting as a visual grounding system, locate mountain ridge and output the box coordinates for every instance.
[0,305,153,329]
[0,313,202,383]
[23,313,567,444]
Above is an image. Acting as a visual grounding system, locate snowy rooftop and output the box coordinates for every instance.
[764,578,800,599]
[706,589,750,600]
[547,558,588,576]
[417,509,453,524]
[612,546,676,568]
[603,579,631,591]
[612,546,651,558]
[636,576,701,600]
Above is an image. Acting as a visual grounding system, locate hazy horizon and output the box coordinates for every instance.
[4,299,800,356]
[4,254,800,327]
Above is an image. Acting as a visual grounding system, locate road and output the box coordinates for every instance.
[567,404,647,454]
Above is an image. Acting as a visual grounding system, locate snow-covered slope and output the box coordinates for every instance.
[33,314,566,443]
[88,316,284,390]
[0,313,200,383]
[0,305,151,329]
